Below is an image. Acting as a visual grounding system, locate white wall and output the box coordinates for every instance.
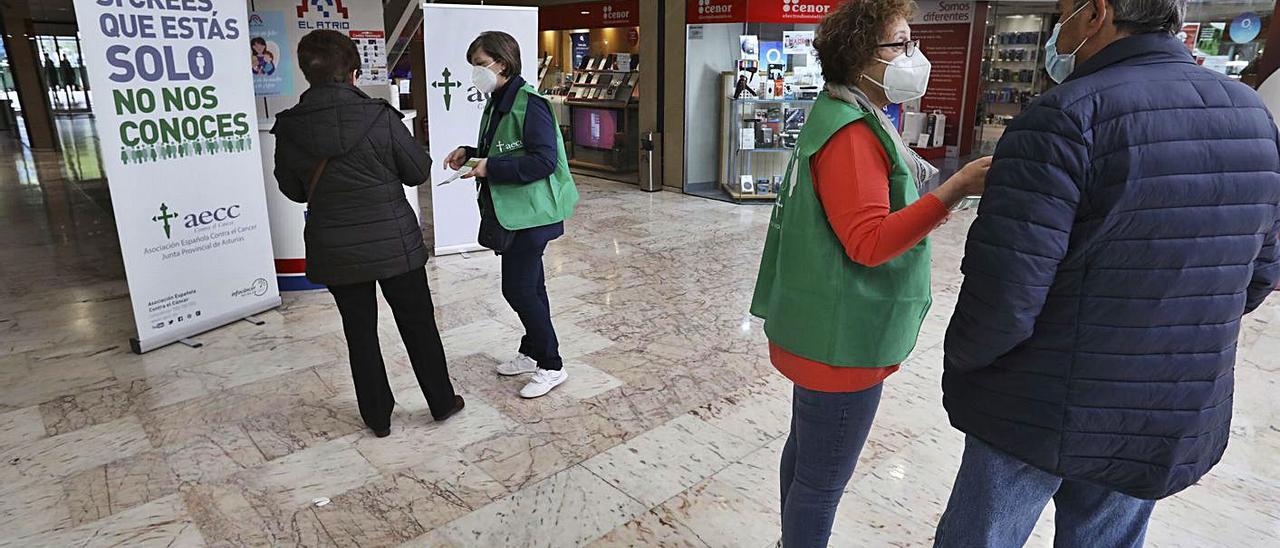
[683,23,741,187]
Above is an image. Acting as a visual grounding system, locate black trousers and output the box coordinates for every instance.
[328,267,456,428]
[501,222,564,371]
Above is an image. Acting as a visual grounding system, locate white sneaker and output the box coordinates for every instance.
[520,369,568,399]
[496,355,538,376]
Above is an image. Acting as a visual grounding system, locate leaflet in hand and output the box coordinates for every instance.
[951,196,982,212]
[437,158,481,186]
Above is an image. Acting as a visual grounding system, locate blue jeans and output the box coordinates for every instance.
[934,436,1156,548]
[501,222,564,371]
[779,383,883,548]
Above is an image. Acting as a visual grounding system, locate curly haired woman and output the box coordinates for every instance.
[750,1,990,545]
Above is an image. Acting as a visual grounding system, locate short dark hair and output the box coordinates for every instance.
[298,30,360,85]
[813,0,917,86]
[466,31,521,78]
[251,37,266,47]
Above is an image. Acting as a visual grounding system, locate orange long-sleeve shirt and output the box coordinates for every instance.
[771,121,949,393]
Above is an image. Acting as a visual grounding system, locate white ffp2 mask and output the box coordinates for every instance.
[862,51,932,104]
[472,62,499,94]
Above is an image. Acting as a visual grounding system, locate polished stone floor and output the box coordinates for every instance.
[1,120,1278,547]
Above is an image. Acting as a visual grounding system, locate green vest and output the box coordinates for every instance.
[480,84,579,230]
[750,92,932,368]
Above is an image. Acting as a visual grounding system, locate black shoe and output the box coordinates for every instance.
[434,395,465,422]
[373,427,391,438]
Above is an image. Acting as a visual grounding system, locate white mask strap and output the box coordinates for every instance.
[1063,2,1103,55]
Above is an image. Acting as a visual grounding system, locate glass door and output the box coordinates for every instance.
[35,35,91,114]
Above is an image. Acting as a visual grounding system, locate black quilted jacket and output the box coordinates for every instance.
[943,33,1280,499]
[272,83,430,286]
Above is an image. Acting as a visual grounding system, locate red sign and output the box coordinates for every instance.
[687,0,847,25]
[913,24,969,150]
[908,1,982,154]
[687,0,748,23]
[540,1,639,31]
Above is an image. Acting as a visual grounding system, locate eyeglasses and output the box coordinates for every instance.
[877,39,920,57]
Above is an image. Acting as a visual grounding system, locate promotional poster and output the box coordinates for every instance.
[74,0,280,352]
[423,3,538,256]
[249,10,293,96]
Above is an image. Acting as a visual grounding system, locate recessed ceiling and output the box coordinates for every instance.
[28,0,77,24]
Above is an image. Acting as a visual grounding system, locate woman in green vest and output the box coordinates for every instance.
[445,31,579,399]
[749,1,990,545]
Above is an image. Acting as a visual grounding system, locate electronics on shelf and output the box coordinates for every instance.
[565,54,640,105]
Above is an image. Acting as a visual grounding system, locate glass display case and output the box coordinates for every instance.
[684,21,821,204]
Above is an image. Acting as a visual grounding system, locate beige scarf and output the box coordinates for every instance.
[826,83,940,192]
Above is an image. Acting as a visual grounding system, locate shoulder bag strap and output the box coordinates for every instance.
[306,157,329,203]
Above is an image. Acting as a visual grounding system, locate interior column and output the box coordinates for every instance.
[0,1,59,150]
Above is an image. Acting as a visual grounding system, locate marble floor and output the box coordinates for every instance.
[1,123,1278,547]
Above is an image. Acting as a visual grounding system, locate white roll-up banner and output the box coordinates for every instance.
[74,0,280,353]
[422,3,538,256]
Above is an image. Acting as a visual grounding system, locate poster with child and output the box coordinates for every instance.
[248,11,293,96]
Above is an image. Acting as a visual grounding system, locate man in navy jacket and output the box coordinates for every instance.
[935,0,1280,546]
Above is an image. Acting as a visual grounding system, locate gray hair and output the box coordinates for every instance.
[1072,0,1187,35]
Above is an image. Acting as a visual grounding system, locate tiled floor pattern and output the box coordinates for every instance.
[1,126,1278,546]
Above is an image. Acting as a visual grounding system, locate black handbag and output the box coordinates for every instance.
[477,182,515,253]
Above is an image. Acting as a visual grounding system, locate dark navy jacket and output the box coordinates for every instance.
[943,33,1280,499]
[464,75,558,184]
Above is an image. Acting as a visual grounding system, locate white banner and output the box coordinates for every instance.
[423,3,538,256]
[74,0,280,353]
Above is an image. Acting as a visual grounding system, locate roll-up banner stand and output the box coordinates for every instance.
[73,0,281,353]
[422,3,539,256]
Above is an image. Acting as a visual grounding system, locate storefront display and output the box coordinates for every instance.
[537,0,641,182]
[684,1,842,203]
[680,0,1277,204]
[910,0,986,157]
[969,0,1274,155]
[684,0,983,204]
[724,93,815,201]
[1182,0,1273,87]
[973,5,1052,155]
[688,29,821,203]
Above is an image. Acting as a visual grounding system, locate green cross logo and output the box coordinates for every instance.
[152,203,179,239]
[431,67,463,111]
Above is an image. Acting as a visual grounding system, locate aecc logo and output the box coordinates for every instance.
[151,202,242,239]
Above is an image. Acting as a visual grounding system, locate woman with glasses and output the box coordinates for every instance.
[750,1,990,545]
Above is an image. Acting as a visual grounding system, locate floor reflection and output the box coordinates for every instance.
[0,115,124,308]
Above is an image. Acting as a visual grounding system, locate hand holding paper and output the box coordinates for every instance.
[437,158,481,186]
[460,158,489,180]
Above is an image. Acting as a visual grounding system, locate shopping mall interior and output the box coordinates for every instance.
[1,0,1278,546]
